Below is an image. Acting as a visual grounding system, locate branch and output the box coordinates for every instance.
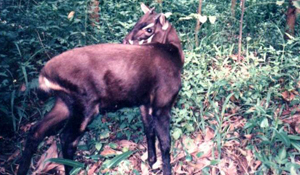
[195,0,203,47]
[238,0,245,62]
[35,30,51,59]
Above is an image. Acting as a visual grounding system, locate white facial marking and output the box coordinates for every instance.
[162,22,169,30]
[139,40,144,45]
[142,23,155,30]
[147,34,155,43]
[129,40,133,45]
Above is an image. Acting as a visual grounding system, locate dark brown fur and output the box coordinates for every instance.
[17,4,183,175]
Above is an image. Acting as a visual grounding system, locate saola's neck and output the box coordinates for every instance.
[165,26,184,64]
[161,26,184,64]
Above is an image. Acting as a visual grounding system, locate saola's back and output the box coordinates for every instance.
[40,43,181,111]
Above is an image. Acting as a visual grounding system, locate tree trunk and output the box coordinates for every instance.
[195,0,203,47]
[89,0,100,26]
[285,0,296,40]
[231,0,236,17]
[238,0,245,62]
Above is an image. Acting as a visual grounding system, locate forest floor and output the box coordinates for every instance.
[1,106,300,175]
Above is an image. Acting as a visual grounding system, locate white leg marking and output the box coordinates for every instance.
[148,107,153,115]
[129,40,133,45]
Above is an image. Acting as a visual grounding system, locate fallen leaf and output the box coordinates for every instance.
[198,141,214,159]
[33,140,63,175]
[117,140,138,150]
[100,146,120,157]
[218,159,238,175]
[182,136,198,154]
[88,161,102,175]
[282,91,295,102]
[68,11,75,20]
[204,127,214,141]
[141,162,149,175]
[19,83,26,92]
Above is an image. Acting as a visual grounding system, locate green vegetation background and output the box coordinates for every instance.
[0,0,300,174]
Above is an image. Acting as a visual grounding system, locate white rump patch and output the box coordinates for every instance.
[39,76,68,93]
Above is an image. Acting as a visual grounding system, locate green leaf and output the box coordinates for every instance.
[46,158,85,168]
[109,143,118,149]
[291,140,300,152]
[285,32,295,40]
[198,15,207,23]
[275,147,287,164]
[172,128,182,140]
[292,1,300,9]
[210,159,220,165]
[208,16,216,24]
[164,12,172,18]
[278,147,286,160]
[290,165,297,175]
[102,151,135,169]
[221,93,234,118]
[260,118,269,128]
[70,167,82,175]
[274,130,291,147]
[196,152,204,158]
[95,142,102,151]
[284,163,300,174]
[288,135,300,141]
[185,152,192,161]
[276,1,284,6]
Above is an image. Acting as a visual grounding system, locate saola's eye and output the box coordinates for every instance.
[146,28,153,33]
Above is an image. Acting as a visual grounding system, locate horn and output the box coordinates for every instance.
[141,3,150,14]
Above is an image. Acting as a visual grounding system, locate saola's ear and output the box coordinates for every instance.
[158,14,169,31]
[141,3,155,14]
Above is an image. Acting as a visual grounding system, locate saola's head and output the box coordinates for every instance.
[123,3,184,62]
[123,3,169,45]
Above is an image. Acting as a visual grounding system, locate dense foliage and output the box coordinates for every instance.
[1,0,300,174]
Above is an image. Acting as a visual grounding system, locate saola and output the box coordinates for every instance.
[17,3,184,175]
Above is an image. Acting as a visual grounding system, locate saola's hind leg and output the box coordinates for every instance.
[140,105,157,167]
[60,101,99,174]
[153,107,172,175]
[17,98,70,175]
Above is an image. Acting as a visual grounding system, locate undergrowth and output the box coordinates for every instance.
[0,0,300,174]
